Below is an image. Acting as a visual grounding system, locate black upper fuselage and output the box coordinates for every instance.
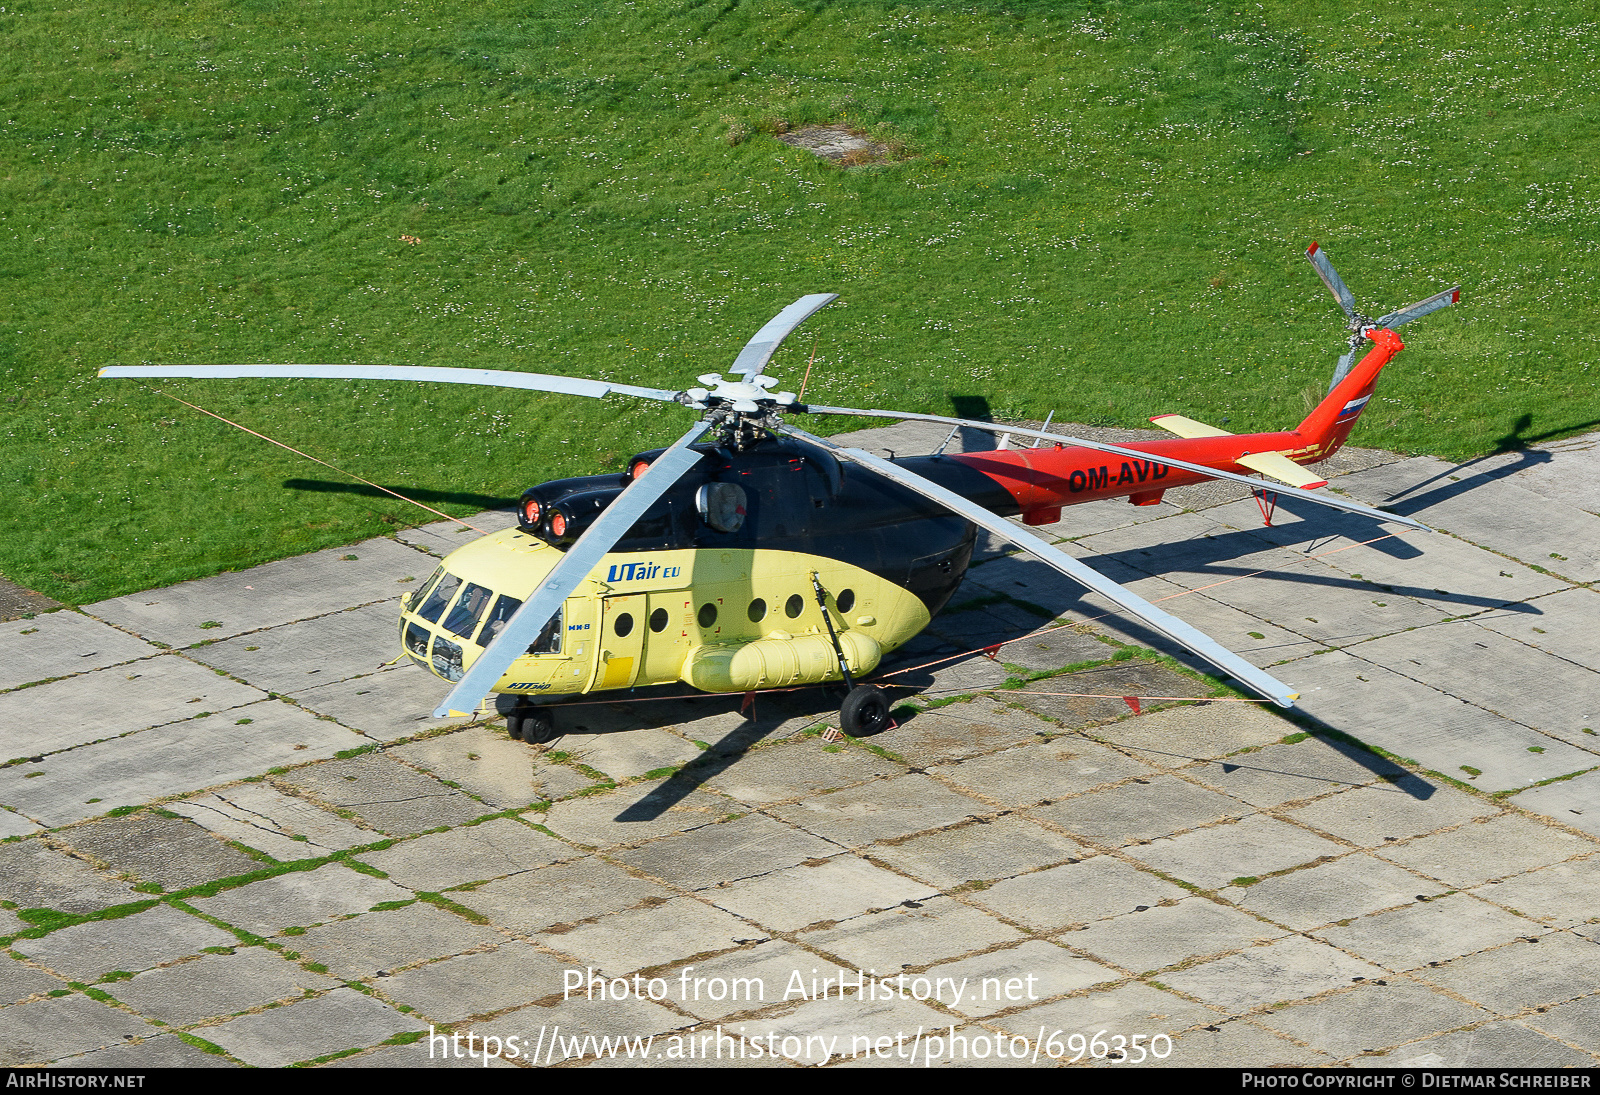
[517,433,1018,617]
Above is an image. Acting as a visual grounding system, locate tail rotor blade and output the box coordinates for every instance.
[1305,241,1358,321]
[1376,286,1461,329]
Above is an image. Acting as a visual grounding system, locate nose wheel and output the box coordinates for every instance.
[839,684,890,736]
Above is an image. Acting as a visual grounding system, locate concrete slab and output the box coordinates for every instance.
[1474,587,1600,673]
[770,773,985,847]
[0,699,365,827]
[276,752,490,836]
[389,725,594,807]
[392,510,517,556]
[1008,662,1202,731]
[867,815,1085,889]
[1125,814,1350,891]
[1469,856,1600,929]
[0,808,42,838]
[358,817,572,891]
[613,813,841,890]
[931,940,1121,1018]
[1372,1020,1596,1068]
[1160,935,1385,1011]
[52,811,262,891]
[1290,651,1593,791]
[0,654,265,762]
[1315,892,1534,972]
[452,856,672,934]
[0,611,162,693]
[0,954,70,1005]
[799,896,1026,971]
[0,993,159,1067]
[535,896,755,975]
[698,742,904,807]
[0,839,139,913]
[1283,777,1500,847]
[200,985,423,1067]
[15,903,236,981]
[170,782,378,860]
[993,981,1226,1049]
[1256,979,1492,1060]
[1145,1018,1334,1067]
[555,726,705,781]
[288,901,503,980]
[1420,932,1600,1012]
[86,536,428,645]
[1352,619,1600,749]
[1087,701,1292,765]
[652,940,826,1022]
[106,947,340,1025]
[1222,853,1446,931]
[1060,896,1288,975]
[969,856,1189,931]
[291,663,457,741]
[1526,995,1600,1055]
[1182,739,1407,809]
[1336,459,1600,583]
[375,941,572,1021]
[472,995,688,1064]
[870,698,1057,767]
[61,1034,238,1069]
[1024,775,1250,848]
[185,601,405,696]
[538,778,734,848]
[927,736,1159,808]
[1379,814,1590,887]
[187,862,413,936]
[707,855,936,933]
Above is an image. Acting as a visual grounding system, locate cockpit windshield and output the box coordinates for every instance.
[416,572,462,623]
[442,582,493,640]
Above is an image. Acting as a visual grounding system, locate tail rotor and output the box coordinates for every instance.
[1304,242,1460,391]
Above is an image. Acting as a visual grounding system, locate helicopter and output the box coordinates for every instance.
[101,244,1458,744]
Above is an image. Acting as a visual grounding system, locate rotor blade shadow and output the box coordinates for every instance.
[283,478,517,511]
[610,691,841,822]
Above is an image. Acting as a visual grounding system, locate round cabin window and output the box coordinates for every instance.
[785,594,804,619]
[698,603,718,628]
[747,599,767,623]
[649,608,669,632]
[837,588,855,613]
[613,612,634,638]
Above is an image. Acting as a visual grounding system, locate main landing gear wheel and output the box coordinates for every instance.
[507,706,559,745]
[839,685,890,736]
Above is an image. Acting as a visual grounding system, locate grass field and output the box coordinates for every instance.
[3,0,1596,604]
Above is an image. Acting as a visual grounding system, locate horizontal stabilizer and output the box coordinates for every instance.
[1236,451,1328,490]
[1149,414,1233,439]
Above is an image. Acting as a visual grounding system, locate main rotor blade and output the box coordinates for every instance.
[729,294,838,379]
[780,425,1299,708]
[431,421,710,718]
[99,363,682,403]
[1375,286,1460,329]
[800,404,1430,532]
[1305,241,1358,321]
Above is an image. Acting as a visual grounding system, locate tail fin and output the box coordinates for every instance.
[1295,327,1405,461]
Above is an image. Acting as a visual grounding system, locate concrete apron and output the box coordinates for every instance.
[0,426,1596,1069]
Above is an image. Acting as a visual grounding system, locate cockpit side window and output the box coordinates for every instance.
[408,565,446,612]
[477,594,522,648]
[529,607,563,655]
[442,582,493,640]
[416,572,462,623]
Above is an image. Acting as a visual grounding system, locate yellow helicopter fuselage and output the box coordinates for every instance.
[398,528,933,703]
